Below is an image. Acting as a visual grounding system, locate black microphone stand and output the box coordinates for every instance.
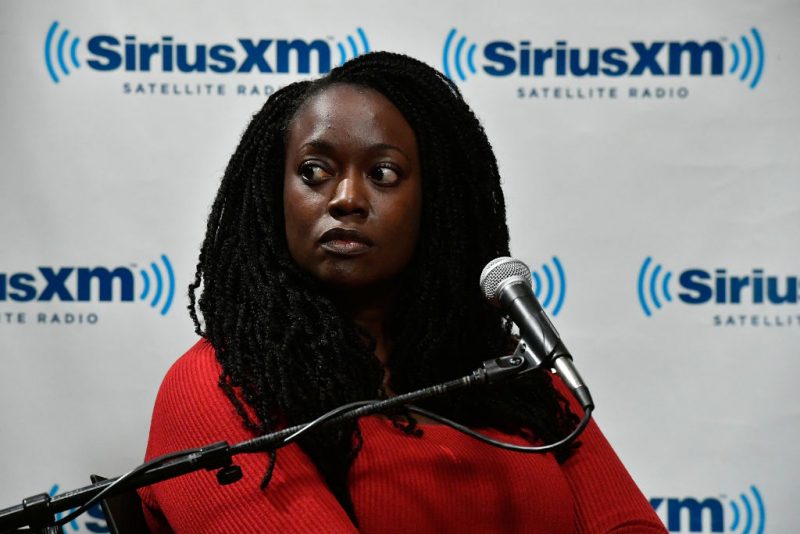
[0,354,527,533]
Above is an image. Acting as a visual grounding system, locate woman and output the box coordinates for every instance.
[140,52,666,532]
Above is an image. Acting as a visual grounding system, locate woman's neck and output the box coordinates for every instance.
[327,282,398,367]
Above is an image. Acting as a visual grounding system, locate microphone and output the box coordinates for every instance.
[480,257,594,410]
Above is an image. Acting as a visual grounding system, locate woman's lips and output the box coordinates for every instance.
[320,240,371,255]
[319,228,373,256]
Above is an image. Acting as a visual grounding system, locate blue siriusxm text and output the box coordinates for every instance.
[0,267,134,302]
[483,40,724,77]
[86,36,331,73]
[678,268,797,305]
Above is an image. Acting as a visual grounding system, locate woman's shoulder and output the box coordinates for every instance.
[159,338,220,394]
[145,339,255,458]
[164,338,220,385]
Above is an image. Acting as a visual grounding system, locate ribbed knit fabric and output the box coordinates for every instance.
[139,340,666,533]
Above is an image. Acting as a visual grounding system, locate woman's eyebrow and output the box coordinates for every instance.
[299,139,336,152]
[370,142,411,162]
[299,140,411,162]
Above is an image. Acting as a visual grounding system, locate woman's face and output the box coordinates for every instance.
[283,84,422,289]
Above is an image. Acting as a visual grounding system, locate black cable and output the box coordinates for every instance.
[405,404,593,452]
[278,400,376,446]
[232,371,484,455]
[248,397,591,456]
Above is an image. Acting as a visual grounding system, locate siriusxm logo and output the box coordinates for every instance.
[443,27,765,89]
[650,485,765,533]
[637,256,798,317]
[528,256,567,317]
[0,254,174,316]
[44,21,370,83]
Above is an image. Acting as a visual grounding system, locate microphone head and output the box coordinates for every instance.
[479,257,532,306]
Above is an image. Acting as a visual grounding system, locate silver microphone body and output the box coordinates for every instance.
[480,257,594,409]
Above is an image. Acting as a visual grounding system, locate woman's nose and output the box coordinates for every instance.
[328,173,369,219]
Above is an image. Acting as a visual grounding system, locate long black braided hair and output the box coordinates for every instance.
[189,51,579,523]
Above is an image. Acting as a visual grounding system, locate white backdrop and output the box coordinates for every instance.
[1,1,798,532]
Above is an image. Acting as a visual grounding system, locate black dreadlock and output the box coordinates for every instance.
[189,51,579,523]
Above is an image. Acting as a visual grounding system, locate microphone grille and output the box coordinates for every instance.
[479,257,532,305]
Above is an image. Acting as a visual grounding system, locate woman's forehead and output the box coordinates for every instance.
[286,84,417,155]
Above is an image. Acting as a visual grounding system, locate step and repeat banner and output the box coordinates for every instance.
[1,1,797,531]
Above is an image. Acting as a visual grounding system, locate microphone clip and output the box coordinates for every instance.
[479,340,539,383]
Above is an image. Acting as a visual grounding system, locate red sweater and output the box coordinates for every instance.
[139,340,666,533]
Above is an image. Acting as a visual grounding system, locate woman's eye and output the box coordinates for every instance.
[298,163,331,184]
[369,165,401,186]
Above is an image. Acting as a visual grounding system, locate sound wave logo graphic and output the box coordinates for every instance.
[728,486,766,534]
[529,256,567,317]
[137,254,175,316]
[44,21,81,84]
[637,256,673,317]
[442,28,478,82]
[336,27,370,66]
[727,28,765,90]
